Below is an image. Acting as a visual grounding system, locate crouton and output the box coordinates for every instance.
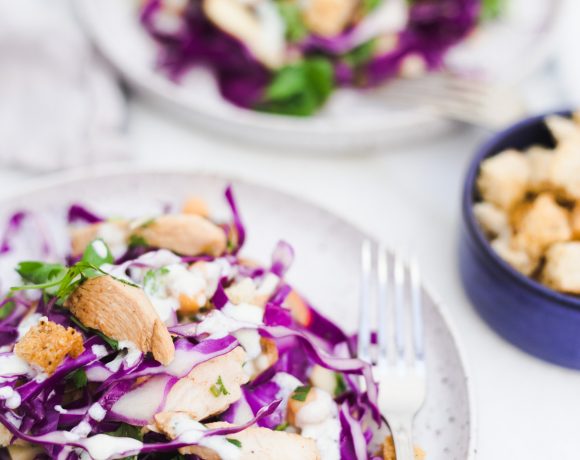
[0,422,12,447]
[160,346,248,421]
[302,0,357,37]
[490,235,537,276]
[549,142,580,200]
[512,194,571,258]
[131,214,226,257]
[477,150,530,210]
[509,200,533,233]
[473,202,509,238]
[64,275,175,365]
[155,417,320,460]
[526,146,553,192]
[182,197,210,218]
[571,204,580,239]
[70,221,129,257]
[14,319,84,375]
[542,242,580,294]
[382,435,425,460]
[546,115,580,144]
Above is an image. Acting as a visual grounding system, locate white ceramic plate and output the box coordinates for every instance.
[75,0,559,152]
[0,170,474,459]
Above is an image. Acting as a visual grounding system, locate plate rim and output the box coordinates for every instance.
[0,164,478,458]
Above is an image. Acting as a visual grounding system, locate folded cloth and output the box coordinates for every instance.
[0,0,130,171]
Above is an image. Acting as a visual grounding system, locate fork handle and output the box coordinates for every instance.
[391,419,414,460]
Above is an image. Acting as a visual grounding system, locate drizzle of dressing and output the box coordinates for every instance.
[78,434,143,460]
[295,388,341,460]
[0,386,21,409]
[111,375,173,423]
[96,223,128,259]
[88,403,106,422]
[16,313,45,339]
[0,354,34,377]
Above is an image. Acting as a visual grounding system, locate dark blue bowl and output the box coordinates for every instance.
[459,111,580,369]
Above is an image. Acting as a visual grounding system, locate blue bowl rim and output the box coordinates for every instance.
[461,109,580,311]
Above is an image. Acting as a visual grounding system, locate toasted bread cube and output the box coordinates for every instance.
[473,202,509,238]
[549,142,580,200]
[571,204,580,239]
[182,197,209,218]
[526,146,554,192]
[477,150,530,210]
[14,320,84,375]
[542,242,580,294]
[490,235,537,276]
[383,435,425,460]
[302,0,357,37]
[546,115,580,144]
[512,194,571,257]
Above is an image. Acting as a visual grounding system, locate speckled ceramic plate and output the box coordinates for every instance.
[74,0,559,152]
[0,169,475,459]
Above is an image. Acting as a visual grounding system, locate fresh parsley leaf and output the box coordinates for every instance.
[259,57,334,116]
[480,0,505,21]
[143,267,169,295]
[16,261,67,286]
[226,438,242,448]
[81,239,113,269]
[362,0,382,13]
[70,315,119,350]
[128,235,148,248]
[342,40,376,68]
[334,373,347,397]
[66,368,88,389]
[0,301,14,320]
[276,2,308,42]
[107,423,143,441]
[291,385,311,402]
[274,422,289,431]
[209,376,229,397]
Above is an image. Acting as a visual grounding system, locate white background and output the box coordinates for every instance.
[2,0,580,458]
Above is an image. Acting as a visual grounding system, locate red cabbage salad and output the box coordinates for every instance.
[139,0,502,116]
[0,188,386,460]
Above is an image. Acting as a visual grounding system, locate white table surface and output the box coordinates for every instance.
[1,3,579,453]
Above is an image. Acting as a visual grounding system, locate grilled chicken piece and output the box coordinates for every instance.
[203,0,285,69]
[155,418,320,460]
[14,319,84,375]
[70,221,129,257]
[302,0,357,37]
[182,197,210,218]
[65,275,175,365]
[160,346,248,420]
[131,215,226,257]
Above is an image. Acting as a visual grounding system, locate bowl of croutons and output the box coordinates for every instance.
[460,110,580,368]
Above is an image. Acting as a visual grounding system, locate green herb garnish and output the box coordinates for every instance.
[226,438,242,448]
[0,301,14,320]
[291,385,311,402]
[274,422,289,431]
[128,235,148,248]
[209,376,229,397]
[66,368,88,389]
[276,2,308,42]
[258,57,334,116]
[70,315,119,350]
[105,423,143,460]
[334,373,347,397]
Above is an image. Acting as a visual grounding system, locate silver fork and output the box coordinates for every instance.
[373,71,527,130]
[357,240,426,460]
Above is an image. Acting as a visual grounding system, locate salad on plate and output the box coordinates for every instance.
[139,0,501,115]
[0,188,414,459]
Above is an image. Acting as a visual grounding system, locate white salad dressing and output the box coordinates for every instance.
[54,405,68,414]
[272,372,302,417]
[88,403,106,422]
[96,222,128,259]
[254,1,286,67]
[16,313,45,339]
[295,388,341,460]
[78,434,143,460]
[91,345,108,359]
[0,354,34,377]
[222,302,264,362]
[90,240,109,260]
[0,386,21,409]
[111,375,172,423]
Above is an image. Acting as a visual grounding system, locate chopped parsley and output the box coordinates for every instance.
[226,438,242,448]
[0,301,14,320]
[291,385,311,402]
[70,315,119,350]
[66,368,88,389]
[274,422,289,431]
[276,1,308,43]
[334,373,347,397]
[209,376,230,397]
[128,234,148,248]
